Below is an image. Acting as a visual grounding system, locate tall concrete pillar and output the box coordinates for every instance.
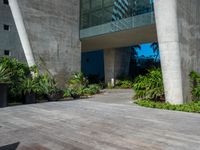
[154,0,200,104]
[104,48,130,85]
[8,0,81,87]
[9,0,35,67]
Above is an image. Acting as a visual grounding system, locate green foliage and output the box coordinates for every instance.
[0,57,62,102]
[0,63,11,83]
[35,73,57,95]
[83,84,101,96]
[29,68,62,100]
[133,68,164,100]
[64,73,101,99]
[0,57,30,97]
[20,77,41,95]
[64,85,84,99]
[135,100,200,113]
[115,80,134,89]
[68,72,88,87]
[65,72,87,98]
[63,89,71,98]
[190,71,200,100]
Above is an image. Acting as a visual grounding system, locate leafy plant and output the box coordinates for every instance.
[135,100,200,113]
[190,71,200,100]
[83,84,101,96]
[39,73,63,100]
[63,89,71,98]
[64,85,84,99]
[64,73,101,99]
[0,57,63,103]
[68,72,88,87]
[20,77,41,95]
[133,68,164,101]
[0,57,30,97]
[0,64,11,83]
[36,73,57,95]
[31,67,63,100]
[115,80,134,89]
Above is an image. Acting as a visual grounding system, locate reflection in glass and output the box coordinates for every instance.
[80,0,154,29]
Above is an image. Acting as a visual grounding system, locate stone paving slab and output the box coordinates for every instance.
[0,90,200,150]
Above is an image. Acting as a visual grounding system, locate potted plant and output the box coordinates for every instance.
[0,64,11,108]
[36,73,63,101]
[21,78,40,104]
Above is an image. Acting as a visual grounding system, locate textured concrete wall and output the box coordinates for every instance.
[177,0,200,102]
[104,48,130,84]
[154,0,200,104]
[0,2,25,61]
[10,0,81,87]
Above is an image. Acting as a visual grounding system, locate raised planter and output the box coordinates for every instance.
[24,93,36,104]
[0,83,8,108]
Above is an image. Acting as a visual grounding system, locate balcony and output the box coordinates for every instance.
[80,0,155,39]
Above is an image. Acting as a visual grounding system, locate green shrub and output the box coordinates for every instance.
[64,85,84,99]
[190,71,200,100]
[135,100,200,113]
[133,68,164,101]
[115,80,134,89]
[0,57,30,98]
[0,57,62,102]
[64,73,101,99]
[30,67,63,100]
[65,72,87,98]
[68,72,88,87]
[64,84,101,98]
[83,84,101,96]
[63,89,71,98]
[36,73,57,95]
[0,63,11,83]
[20,77,41,95]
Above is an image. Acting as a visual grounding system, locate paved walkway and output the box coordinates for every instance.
[86,89,134,105]
[0,89,200,150]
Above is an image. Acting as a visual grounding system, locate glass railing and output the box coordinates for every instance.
[80,0,154,29]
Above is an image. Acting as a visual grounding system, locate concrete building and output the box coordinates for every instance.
[0,0,200,104]
[0,0,25,61]
[2,0,81,88]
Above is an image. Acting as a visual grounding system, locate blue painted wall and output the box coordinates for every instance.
[81,50,104,80]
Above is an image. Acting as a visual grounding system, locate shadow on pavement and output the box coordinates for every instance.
[0,142,20,150]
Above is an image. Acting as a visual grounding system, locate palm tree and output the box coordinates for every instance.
[150,42,159,62]
[131,45,141,58]
[129,45,141,78]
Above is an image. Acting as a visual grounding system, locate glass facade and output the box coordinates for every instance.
[80,0,154,29]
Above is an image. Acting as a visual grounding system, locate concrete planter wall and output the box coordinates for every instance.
[0,83,8,108]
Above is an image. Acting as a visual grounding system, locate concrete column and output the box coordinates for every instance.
[104,48,130,86]
[154,0,200,104]
[8,0,35,67]
[104,49,115,85]
[154,0,184,104]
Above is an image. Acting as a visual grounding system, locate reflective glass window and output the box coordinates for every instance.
[80,0,154,29]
